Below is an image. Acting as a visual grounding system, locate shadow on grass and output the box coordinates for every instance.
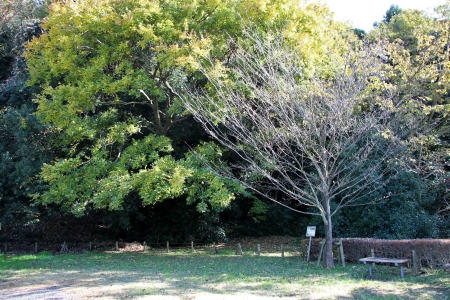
[348,285,450,300]
[1,252,449,299]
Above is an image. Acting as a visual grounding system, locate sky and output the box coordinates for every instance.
[322,0,447,32]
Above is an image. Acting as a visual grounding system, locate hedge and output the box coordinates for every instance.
[305,238,450,269]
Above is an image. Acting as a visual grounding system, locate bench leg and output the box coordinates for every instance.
[400,266,404,279]
[368,265,372,276]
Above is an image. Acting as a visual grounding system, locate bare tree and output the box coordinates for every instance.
[183,32,404,268]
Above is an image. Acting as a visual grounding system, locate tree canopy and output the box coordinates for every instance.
[370,6,450,212]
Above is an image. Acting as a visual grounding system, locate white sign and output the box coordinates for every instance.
[306,226,316,237]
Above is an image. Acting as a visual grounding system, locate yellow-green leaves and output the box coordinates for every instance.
[35,134,241,215]
[368,7,450,177]
[135,156,192,203]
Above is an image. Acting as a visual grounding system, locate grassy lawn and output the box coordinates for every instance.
[0,250,449,299]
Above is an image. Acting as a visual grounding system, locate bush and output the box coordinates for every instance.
[304,238,450,269]
[332,172,440,239]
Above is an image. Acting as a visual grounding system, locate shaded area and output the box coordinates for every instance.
[349,285,450,300]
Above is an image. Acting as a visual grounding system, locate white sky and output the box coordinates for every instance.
[322,0,447,32]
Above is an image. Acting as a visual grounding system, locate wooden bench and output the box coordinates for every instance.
[359,257,410,279]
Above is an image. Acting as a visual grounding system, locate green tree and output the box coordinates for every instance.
[369,6,450,227]
[383,4,403,23]
[0,0,51,228]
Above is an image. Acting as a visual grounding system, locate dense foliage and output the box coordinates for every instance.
[0,0,52,228]
[0,0,449,249]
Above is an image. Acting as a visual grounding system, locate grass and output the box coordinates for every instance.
[0,249,449,299]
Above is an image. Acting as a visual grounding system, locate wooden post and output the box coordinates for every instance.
[115,241,118,251]
[257,244,261,256]
[317,240,325,267]
[281,244,284,258]
[143,241,146,252]
[166,241,169,253]
[322,241,326,264]
[35,242,38,253]
[213,242,218,254]
[370,248,375,267]
[307,237,312,262]
[89,242,92,251]
[191,241,194,253]
[340,244,345,267]
[412,250,417,274]
[61,242,68,252]
[333,239,345,267]
[235,243,242,255]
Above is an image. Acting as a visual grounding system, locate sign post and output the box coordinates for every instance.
[305,226,316,262]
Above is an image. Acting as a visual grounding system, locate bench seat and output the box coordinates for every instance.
[359,257,410,278]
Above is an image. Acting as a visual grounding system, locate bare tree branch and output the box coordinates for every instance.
[182,30,409,268]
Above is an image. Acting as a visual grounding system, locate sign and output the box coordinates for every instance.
[306,226,316,237]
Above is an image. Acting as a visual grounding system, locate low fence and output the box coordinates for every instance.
[0,240,303,256]
[1,237,448,269]
[0,241,226,254]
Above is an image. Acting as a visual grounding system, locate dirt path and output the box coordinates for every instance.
[0,284,77,299]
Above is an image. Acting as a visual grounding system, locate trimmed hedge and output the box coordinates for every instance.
[305,238,450,269]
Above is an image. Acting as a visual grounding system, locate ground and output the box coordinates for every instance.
[1,247,449,299]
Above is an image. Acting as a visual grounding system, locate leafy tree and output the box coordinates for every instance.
[369,6,450,230]
[383,5,403,24]
[25,0,251,216]
[353,28,366,40]
[0,0,51,228]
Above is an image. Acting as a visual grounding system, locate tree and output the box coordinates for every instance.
[383,5,403,24]
[183,31,407,268]
[353,28,366,40]
[369,6,450,227]
[24,0,249,216]
[0,0,51,228]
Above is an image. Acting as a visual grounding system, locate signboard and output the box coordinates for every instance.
[306,226,316,237]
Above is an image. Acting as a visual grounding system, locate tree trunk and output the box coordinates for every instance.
[322,183,334,268]
[323,212,334,268]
